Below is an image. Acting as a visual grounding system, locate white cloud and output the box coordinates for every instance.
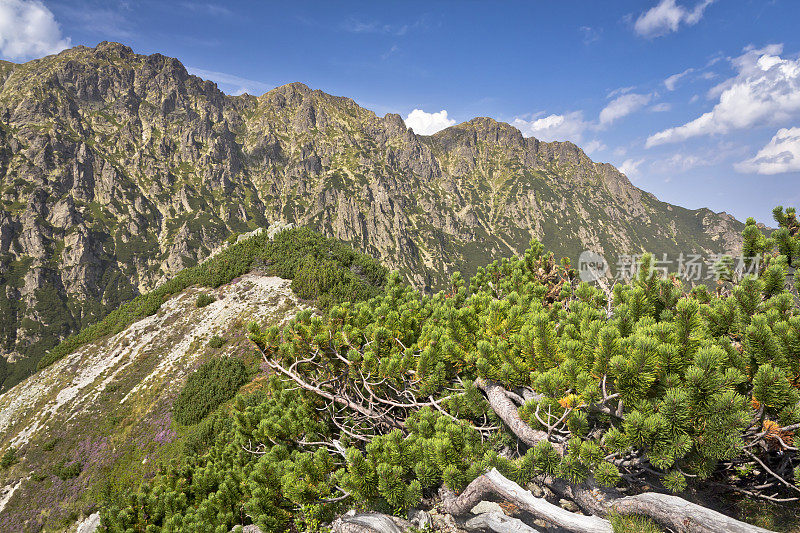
[647,45,800,147]
[342,18,408,35]
[180,2,233,17]
[0,0,70,60]
[187,67,271,95]
[579,26,600,45]
[664,68,694,90]
[634,0,714,38]
[404,109,456,135]
[663,153,706,171]
[599,93,652,126]
[735,127,800,175]
[651,142,741,174]
[607,86,635,98]
[650,102,672,112]
[617,158,644,179]
[512,111,590,143]
[381,44,399,60]
[583,140,607,154]
[340,16,428,36]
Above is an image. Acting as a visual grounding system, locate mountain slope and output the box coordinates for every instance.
[0,42,743,384]
[0,272,306,531]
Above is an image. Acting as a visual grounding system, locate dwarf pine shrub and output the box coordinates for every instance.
[195,293,216,308]
[0,447,17,468]
[172,357,248,425]
[100,207,800,532]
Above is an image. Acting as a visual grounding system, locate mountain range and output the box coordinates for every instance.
[0,41,743,389]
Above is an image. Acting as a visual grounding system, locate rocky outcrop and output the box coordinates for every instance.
[0,42,743,385]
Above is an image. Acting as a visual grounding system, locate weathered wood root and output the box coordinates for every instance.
[612,492,774,533]
[331,512,412,533]
[464,511,544,533]
[441,469,612,533]
[441,468,775,533]
[476,379,565,454]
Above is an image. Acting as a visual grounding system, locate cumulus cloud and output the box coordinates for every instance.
[617,158,644,179]
[650,103,672,112]
[634,0,714,38]
[511,111,591,143]
[583,140,606,154]
[646,45,800,147]
[735,127,800,175]
[664,68,694,90]
[404,109,456,135]
[0,0,70,60]
[599,93,652,126]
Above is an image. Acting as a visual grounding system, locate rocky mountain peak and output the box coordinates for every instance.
[432,116,525,148]
[0,42,744,389]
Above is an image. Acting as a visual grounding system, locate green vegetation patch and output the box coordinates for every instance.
[1,447,18,469]
[609,513,664,533]
[195,293,216,308]
[208,335,227,349]
[100,207,800,533]
[172,357,248,426]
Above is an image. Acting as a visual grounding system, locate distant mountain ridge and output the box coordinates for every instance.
[0,42,742,385]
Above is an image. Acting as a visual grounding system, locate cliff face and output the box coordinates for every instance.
[0,42,743,383]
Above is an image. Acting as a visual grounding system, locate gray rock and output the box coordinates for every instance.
[470,500,505,515]
[558,499,580,513]
[75,512,100,533]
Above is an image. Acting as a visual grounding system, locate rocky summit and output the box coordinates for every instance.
[0,42,742,387]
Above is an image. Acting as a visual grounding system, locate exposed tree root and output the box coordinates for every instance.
[331,512,412,533]
[476,379,566,454]
[441,468,775,533]
[464,511,544,533]
[440,469,613,533]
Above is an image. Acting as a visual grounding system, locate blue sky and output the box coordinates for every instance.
[0,0,798,224]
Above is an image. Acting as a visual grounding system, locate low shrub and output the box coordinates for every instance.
[55,460,82,480]
[195,294,216,308]
[0,447,17,468]
[208,335,226,349]
[172,357,248,425]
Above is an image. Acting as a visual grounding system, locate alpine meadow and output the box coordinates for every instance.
[1,2,800,533]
